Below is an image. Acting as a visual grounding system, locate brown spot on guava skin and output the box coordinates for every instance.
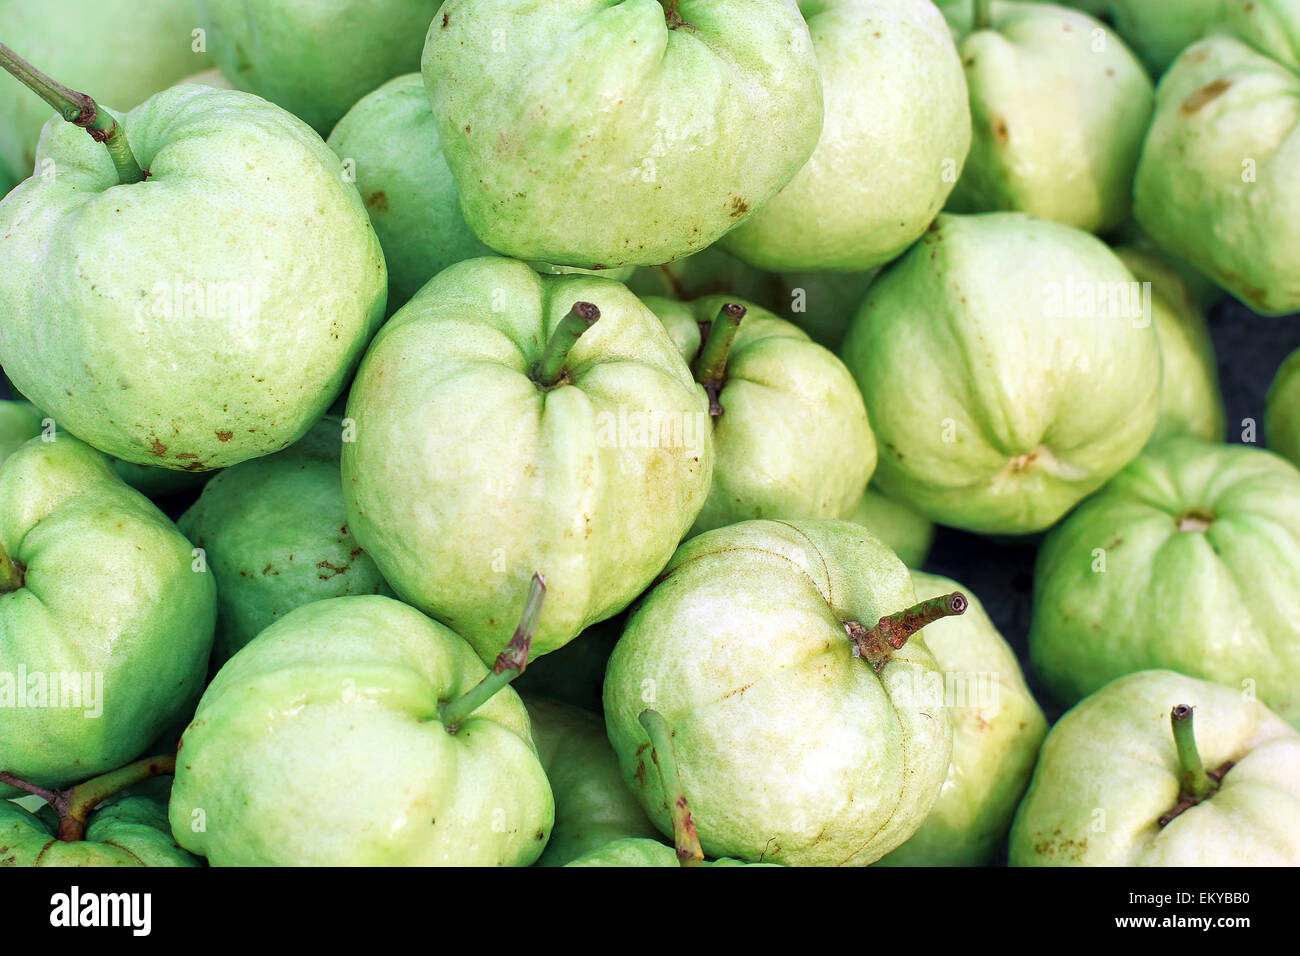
[994,118,1009,143]
[148,437,167,456]
[720,680,756,701]
[365,191,389,213]
[317,559,353,579]
[216,430,233,442]
[442,11,450,28]
[729,196,749,218]
[1182,79,1231,114]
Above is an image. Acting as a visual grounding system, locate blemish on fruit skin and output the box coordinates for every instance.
[149,437,167,456]
[365,191,389,213]
[1182,79,1231,114]
[216,430,233,442]
[317,559,350,579]
[729,196,749,218]
[994,118,1009,143]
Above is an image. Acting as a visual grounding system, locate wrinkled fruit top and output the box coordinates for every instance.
[0,435,215,790]
[342,256,712,663]
[647,294,876,535]
[841,212,1161,535]
[422,0,823,267]
[1011,670,1300,865]
[0,85,386,470]
[604,519,952,866]
[0,796,200,867]
[169,595,553,866]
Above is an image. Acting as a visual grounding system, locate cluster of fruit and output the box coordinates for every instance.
[1,0,1299,869]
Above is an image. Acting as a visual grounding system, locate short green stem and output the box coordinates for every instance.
[439,573,545,731]
[973,0,992,31]
[1,753,176,843]
[533,303,599,388]
[0,42,146,185]
[1158,704,1235,827]
[639,710,704,867]
[0,540,24,593]
[1170,705,1214,801]
[846,591,968,673]
[692,302,746,416]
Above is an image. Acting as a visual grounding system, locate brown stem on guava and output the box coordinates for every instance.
[1,753,176,843]
[0,42,146,185]
[439,573,545,732]
[639,709,704,867]
[533,303,599,388]
[660,1,697,33]
[692,302,746,417]
[0,540,24,593]
[846,591,968,673]
[1158,704,1234,827]
[656,263,689,301]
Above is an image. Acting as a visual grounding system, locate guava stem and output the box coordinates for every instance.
[659,0,696,32]
[692,302,746,417]
[1,753,176,843]
[0,772,61,805]
[1170,705,1215,801]
[0,43,146,185]
[533,303,599,387]
[639,709,704,867]
[439,573,545,732]
[847,591,968,673]
[0,540,24,593]
[58,754,176,842]
[973,0,992,31]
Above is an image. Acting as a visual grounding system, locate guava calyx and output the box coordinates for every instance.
[0,540,25,593]
[845,591,968,673]
[1175,509,1215,533]
[692,302,746,417]
[1157,704,1235,827]
[438,573,546,732]
[0,753,176,842]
